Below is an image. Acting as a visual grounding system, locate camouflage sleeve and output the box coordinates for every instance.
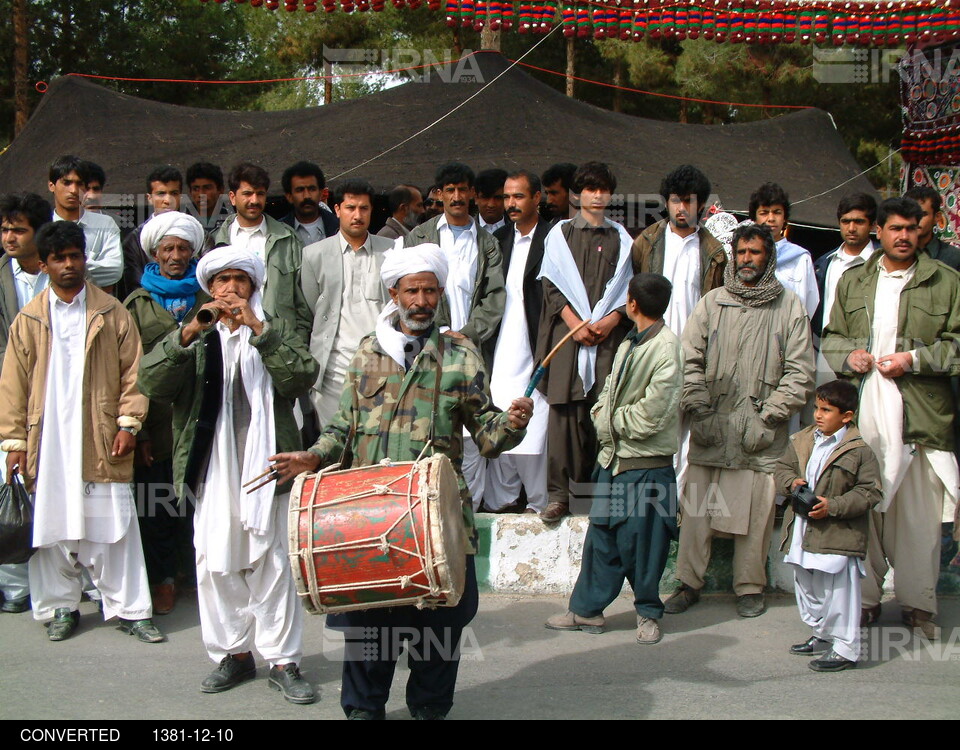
[454,341,525,458]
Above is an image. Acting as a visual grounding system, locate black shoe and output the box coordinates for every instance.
[789,636,830,656]
[663,584,700,615]
[410,705,447,720]
[268,664,318,705]
[347,708,385,720]
[1,596,30,613]
[201,653,256,693]
[46,608,80,642]
[736,593,767,618]
[809,649,857,672]
[117,618,166,643]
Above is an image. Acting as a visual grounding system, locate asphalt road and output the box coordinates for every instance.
[1,591,958,721]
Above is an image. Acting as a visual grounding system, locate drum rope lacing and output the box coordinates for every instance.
[292,460,448,611]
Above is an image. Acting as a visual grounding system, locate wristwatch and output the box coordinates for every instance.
[120,426,139,437]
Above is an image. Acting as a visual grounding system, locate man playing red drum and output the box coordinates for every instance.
[271,243,533,720]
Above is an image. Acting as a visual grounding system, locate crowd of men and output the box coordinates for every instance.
[0,152,958,717]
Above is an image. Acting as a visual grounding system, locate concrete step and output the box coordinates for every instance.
[474,513,960,597]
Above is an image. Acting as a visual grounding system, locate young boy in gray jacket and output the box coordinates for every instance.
[774,380,882,672]
[545,273,682,645]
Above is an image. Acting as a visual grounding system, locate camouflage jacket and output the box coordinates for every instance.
[308,324,525,553]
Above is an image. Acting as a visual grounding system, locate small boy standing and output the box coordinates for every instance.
[545,273,682,644]
[774,380,882,672]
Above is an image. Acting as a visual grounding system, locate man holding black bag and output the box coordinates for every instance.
[0,221,164,644]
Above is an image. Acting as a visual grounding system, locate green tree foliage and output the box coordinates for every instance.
[0,0,904,188]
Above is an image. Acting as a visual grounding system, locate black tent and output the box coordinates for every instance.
[0,51,874,232]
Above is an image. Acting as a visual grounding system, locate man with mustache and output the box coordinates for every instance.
[666,223,814,618]
[210,162,312,348]
[123,211,208,616]
[404,162,506,506]
[269,243,532,719]
[482,171,550,514]
[822,197,960,640]
[376,184,424,241]
[117,165,184,300]
[0,221,164,644]
[280,161,339,246]
[301,179,393,427]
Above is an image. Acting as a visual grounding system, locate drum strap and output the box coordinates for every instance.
[427,334,445,451]
[340,381,360,470]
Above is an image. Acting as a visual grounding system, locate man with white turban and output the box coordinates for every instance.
[123,211,207,615]
[269,243,532,720]
[139,246,320,704]
[117,166,185,299]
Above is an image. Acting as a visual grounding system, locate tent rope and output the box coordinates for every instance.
[329,26,562,180]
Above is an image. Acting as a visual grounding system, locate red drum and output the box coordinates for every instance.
[288,455,466,614]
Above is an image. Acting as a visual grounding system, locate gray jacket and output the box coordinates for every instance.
[681,286,815,473]
[300,232,393,391]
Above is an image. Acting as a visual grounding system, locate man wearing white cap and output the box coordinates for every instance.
[123,211,207,615]
[139,245,319,704]
[270,243,533,720]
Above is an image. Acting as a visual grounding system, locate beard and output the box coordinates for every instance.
[399,304,435,332]
[402,211,420,229]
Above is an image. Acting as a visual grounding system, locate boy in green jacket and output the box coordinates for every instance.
[774,380,882,672]
[545,273,682,644]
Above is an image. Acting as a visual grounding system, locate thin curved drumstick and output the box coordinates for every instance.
[524,318,592,397]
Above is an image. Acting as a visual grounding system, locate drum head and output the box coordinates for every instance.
[422,454,467,607]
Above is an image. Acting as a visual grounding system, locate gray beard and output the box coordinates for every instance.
[399,305,435,332]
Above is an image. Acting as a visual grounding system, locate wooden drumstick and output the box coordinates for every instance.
[243,466,276,488]
[524,319,592,397]
[245,472,279,494]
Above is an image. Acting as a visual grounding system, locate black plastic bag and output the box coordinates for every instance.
[0,473,34,565]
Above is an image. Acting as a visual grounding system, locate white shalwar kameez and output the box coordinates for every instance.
[29,288,152,621]
[785,426,864,662]
[483,226,548,512]
[194,316,303,666]
[437,217,487,504]
[857,259,959,615]
[662,226,703,499]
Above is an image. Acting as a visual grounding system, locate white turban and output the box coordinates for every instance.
[139,211,205,257]
[379,243,448,289]
[196,245,266,295]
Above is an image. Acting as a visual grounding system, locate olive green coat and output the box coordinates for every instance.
[138,318,318,499]
[821,254,960,451]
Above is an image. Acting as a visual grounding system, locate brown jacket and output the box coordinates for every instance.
[0,283,147,492]
[631,219,726,296]
[774,425,882,558]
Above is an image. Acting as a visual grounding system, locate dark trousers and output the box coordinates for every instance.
[134,458,180,585]
[546,401,598,511]
[569,466,678,620]
[334,556,479,718]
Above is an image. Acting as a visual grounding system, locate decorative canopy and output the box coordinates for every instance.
[201,0,960,47]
